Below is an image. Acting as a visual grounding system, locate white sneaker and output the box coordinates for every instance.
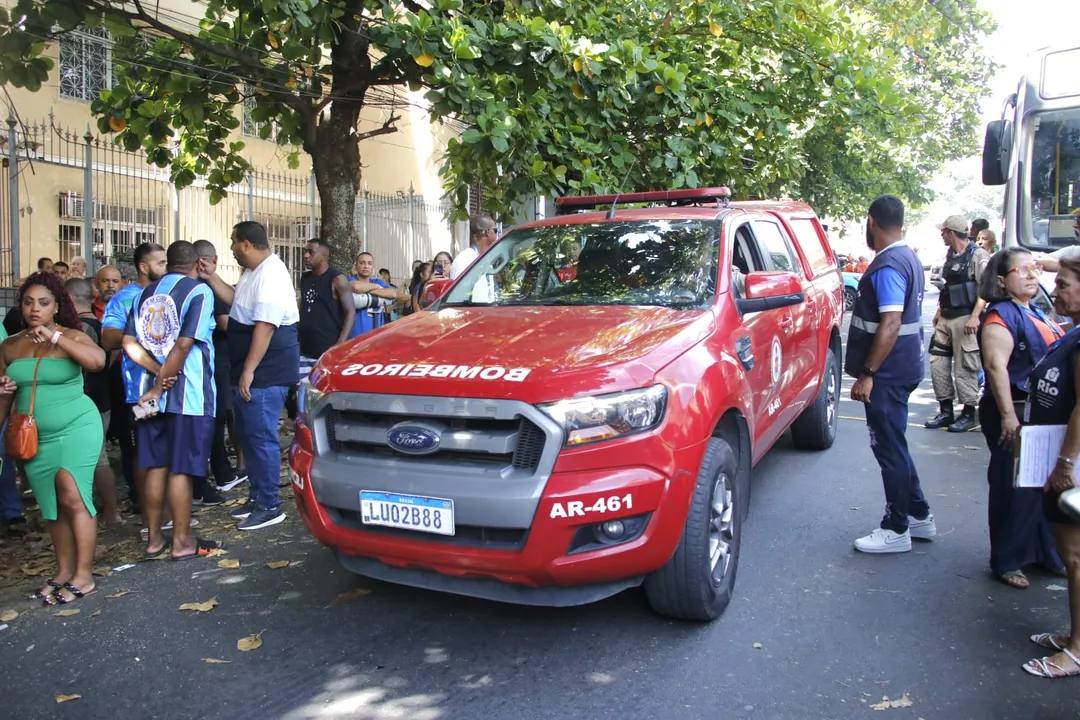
[854,528,911,554]
[908,514,937,540]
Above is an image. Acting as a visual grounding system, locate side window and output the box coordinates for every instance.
[733,224,768,274]
[750,221,802,275]
[788,218,833,275]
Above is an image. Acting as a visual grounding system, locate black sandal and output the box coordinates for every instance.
[30,579,61,600]
[44,582,96,606]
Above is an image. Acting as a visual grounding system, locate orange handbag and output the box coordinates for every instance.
[4,353,45,460]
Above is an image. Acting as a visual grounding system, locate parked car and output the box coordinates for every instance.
[842,272,860,311]
[930,264,944,290]
[290,187,844,622]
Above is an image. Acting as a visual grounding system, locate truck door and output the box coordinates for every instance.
[730,218,800,454]
[749,218,817,412]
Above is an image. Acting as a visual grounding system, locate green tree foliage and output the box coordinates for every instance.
[0,0,995,258]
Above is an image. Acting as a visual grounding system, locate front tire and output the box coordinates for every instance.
[790,348,840,450]
[644,437,742,622]
[843,287,857,312]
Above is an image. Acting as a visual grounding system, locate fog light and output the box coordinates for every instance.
[601,520,625,539]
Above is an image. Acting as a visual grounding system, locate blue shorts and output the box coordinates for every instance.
[136,413,215,477]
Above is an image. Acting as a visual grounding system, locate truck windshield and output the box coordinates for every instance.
[442,219,720,309]
[1024,107,1080,250]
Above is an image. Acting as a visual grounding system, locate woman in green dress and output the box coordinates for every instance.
[0,272,106,604]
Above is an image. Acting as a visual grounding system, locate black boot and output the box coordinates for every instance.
[925,401,955,429]
[947,405,977,433]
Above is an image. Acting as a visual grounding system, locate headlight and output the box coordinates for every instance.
[297,377,326,426]
[539,385,668,447]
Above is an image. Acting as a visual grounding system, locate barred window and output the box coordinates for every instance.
[59,27,112,102]
[242,86,278,140]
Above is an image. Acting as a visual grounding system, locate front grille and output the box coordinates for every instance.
[325,507,529,550]
[323,408,546,472]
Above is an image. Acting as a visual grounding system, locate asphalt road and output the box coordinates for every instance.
[3,285,1080,719]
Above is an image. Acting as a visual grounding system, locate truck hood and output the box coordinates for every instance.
[315,305,713,403]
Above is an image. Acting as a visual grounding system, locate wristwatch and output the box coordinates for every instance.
[859,365,876,378]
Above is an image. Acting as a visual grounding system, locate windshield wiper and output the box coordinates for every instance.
[498,299,591,306]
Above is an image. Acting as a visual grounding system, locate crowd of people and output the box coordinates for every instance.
[850,199,1080,679]
[0,215,492,607]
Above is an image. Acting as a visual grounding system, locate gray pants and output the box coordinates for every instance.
[929,315,982,407]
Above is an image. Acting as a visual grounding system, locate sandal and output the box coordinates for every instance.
[143,541,172,561]
[44,582,96,606]
[1032,633,1069,651]
[999,570,1030,589]
[29,579,62,600]
[1023,647,1080,678]
[171,538,225,562]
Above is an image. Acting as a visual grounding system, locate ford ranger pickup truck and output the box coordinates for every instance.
[290,187,843,621]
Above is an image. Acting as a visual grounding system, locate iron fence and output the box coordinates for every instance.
[1,111,456,288]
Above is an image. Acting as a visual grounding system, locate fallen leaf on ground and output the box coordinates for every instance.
[203,658,232,664]
[106,590,132,599]
[237,634,263,652]
[266,561,290,569]
[331,588,372,606]
[178,597,219,613]
[752,642,762,649]
[0,609,17,622]
[91,566,113,577]
[871,694,913,711]
[55,694,81,703]
[963,445,980,451]
[218,559,240,569]
[21,564,47,576]
[90,610,101,618]
[206,549,227,558]
[54,609,80,617]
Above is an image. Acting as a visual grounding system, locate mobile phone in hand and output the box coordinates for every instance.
[132,397,159,421]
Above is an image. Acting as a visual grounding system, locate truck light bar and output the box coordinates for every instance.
[554,187,732,215]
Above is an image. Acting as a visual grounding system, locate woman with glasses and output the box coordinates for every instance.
[1022,255,1080,677]
[979,248,1065,589]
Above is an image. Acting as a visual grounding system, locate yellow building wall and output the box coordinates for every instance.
[1,0,456,281]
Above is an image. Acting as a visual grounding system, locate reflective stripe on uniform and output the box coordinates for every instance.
[850,316,922,336]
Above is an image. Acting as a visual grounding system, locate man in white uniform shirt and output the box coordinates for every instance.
[199,221,300,531]
[449,212,499,303]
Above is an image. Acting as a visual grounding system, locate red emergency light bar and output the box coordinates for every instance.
[554,187,732,215]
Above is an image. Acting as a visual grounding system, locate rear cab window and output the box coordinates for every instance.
[786,217,836,277]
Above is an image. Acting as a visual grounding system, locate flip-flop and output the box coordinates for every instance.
[140,519,198,540]
[143,541,172,561]
[171,538,225,562]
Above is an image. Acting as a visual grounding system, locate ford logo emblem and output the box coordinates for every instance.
[386,423,441,455]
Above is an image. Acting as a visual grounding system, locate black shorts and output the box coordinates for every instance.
[136,413,215,477]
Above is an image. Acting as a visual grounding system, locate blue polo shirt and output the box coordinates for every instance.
[349,277,390,338]
[125,273,216,416]
[102,283,147,404]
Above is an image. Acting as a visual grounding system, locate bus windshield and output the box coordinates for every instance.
[1024,107,1080,250]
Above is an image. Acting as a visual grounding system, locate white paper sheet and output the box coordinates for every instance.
[1016,424,1078,488]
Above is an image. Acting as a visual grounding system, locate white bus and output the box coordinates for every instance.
[983,44,1080,251]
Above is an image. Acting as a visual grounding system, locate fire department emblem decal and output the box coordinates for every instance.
[136,293,180,358]
[770,337,782,385]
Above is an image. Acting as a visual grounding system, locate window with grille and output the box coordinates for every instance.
[59,28,112,102]
[242,86,279,140]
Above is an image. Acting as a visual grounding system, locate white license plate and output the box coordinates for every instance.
[359,491,455,536]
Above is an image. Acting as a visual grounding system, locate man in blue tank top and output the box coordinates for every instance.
[846,195,937,553]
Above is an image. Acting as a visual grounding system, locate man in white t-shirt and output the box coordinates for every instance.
[449,211,499,302]
[199,221,299,531]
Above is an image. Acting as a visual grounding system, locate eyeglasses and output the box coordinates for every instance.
[1007,265,1042,279]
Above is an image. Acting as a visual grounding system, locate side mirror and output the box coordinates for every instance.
[737,271,804,313]
[421,278,453,308]
[982,118,1011,186]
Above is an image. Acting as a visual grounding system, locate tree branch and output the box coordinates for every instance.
[355,114,401,142]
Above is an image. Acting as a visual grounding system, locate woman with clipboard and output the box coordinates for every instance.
[978,247,1065,590]
[1019,255,1080,678]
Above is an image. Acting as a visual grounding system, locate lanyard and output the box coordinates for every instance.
[1048,325,1080,354]
[1016,302,1063,340]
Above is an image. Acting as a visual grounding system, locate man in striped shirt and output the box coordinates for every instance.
[123,241,220,560]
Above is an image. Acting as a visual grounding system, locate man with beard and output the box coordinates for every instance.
[102,243,167,521]
[348,251,397,338]
[846,195,934,553]
[93,265,122,319]
[299,238,354,381]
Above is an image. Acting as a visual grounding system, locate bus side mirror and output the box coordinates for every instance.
[982,118,1011,186]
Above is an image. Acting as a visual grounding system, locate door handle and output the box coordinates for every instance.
[779,316,793,330]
